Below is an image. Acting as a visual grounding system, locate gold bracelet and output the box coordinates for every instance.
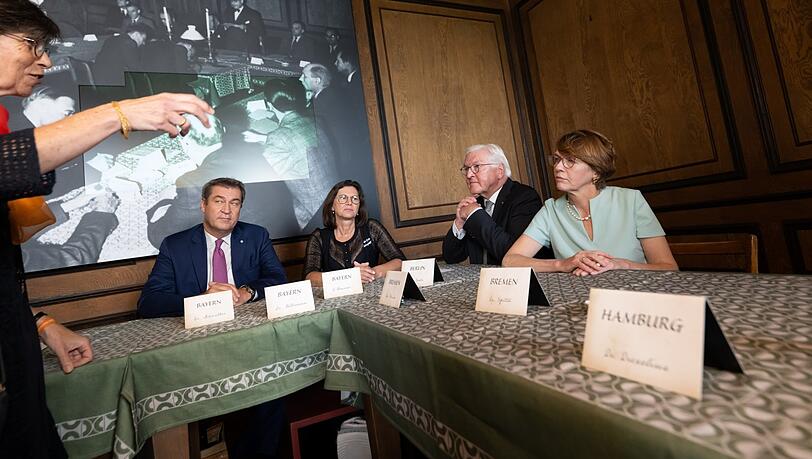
[111,101,131,139]
[36,316,57,334]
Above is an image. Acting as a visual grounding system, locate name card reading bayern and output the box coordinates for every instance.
[184,290,235,329]
[401,258,438,287]
[581,288,706,400]
[475,267,534,316]
[265,280,315,319]
[322,267,363,299]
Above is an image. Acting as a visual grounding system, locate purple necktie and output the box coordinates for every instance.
[212,239,228,283]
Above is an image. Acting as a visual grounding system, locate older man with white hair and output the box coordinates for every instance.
[442,144,546,265]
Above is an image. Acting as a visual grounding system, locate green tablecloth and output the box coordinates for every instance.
[45,266,812,458]
[322,266,812,459]
[44,303,336,458]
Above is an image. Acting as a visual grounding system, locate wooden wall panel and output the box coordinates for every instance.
[371,0,527,223]
[517,0,812,275]
[524,0,740,190]
[742,0,812,169]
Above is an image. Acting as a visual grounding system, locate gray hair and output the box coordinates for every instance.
[304,63,332,88]
[465,144,511,177]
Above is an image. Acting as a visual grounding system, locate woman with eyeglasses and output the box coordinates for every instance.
[303,180,405,286]
[503,129,678,275]
[0,2,212,456]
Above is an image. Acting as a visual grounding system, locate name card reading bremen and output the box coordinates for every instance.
[265,280,315,319]
[322,267,363,299]
[475,267,533,316]
[184,290,235,329]
[582,288,706,399]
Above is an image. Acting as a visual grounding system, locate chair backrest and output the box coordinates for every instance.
[668,233,758,273]
[66,56,96,87]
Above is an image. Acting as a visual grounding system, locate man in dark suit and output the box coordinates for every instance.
[300,63,352,173]
[120,3,156,34]
[93,23,150,85]
[138,177,286,318]
[319,28,341,69]
[138,178,287,459]
[335,48,363,103]
[104,0,131,32]
[442,144,546,265]
[278,20,315,62]
[217,0,263,53]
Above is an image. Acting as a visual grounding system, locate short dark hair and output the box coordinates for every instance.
[336,48,357,70]
[321,180,368,229]
[202,178,246,203]
[0,0,61,45]
[291,20,305,29]
[126,22,152,40]
[263,78,305,112]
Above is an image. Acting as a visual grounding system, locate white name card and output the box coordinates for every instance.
[265,280,315,319]
[582,288,706,399]
[475,267,547,316]
[83,34,98,41]
[379,271,425,308]
[183,290,234,329]
[401,258,443,287]
[380,271,408,308]
[250,57,265,65]
[322,267,363,299]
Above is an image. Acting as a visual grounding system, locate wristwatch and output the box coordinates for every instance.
[239,284,256,301]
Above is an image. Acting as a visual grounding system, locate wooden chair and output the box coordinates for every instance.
[284,384,361,459]
[66,56,96,87]
[667,233,759,273]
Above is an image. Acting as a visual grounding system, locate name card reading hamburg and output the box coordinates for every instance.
[184,290,234,329]
[265,280,315,319]
[322,267,363,299]
[379,271,426,308]
[401,258,444,287]
[475,267,548,316]
[582,288,706,399]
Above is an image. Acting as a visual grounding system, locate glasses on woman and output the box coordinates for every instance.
[548,154,576,169]
[459,163,497,176]
[2,34,51,58]
[336,194,360,205]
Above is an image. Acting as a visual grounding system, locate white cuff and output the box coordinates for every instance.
[452,222,466,239]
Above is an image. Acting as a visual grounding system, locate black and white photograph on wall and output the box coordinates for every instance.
[1,0,378,273]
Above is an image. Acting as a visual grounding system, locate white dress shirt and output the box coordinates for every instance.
[205,230,235,285]
[233,7,243,21]
[452,186,502,239]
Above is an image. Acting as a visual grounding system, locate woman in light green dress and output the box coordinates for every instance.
[503,129,678,276]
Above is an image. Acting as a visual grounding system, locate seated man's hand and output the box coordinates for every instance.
[455,196,479,228]
[40,323,93,374]
[458,199,481,220]
[236,286,253,306]
[206,282,240,304]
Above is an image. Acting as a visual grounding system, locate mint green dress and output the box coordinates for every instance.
[523,187,665,263]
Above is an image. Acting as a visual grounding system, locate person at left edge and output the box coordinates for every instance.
[137,177,287,459]
[0,1,214,456]
[138,177,287,318]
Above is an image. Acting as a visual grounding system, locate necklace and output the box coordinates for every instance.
[565,199,591,221]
